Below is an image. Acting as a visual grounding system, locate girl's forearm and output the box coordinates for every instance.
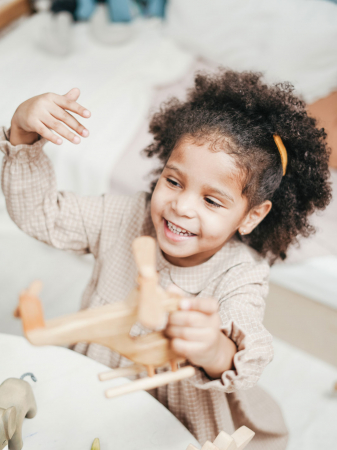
[202,332,237,380]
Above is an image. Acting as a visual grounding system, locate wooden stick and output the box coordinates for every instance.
[105,366,195,398]
[170,360,178,372]
[132,237,157,278]
[98,365,145,381]
[19,290,45,333]
[146,365,155,377]
[14,280,43,318]
[132,237,166,329]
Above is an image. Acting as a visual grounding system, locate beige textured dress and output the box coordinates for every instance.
[1,128,288,449]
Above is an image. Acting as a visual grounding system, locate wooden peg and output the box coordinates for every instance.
[170,360,178,372]
[146,365,155,377]
[213,431,237,450]
[132,237,166,329]
[14,280,43,318]
[105,366,195,399]
[186,446,199,450]
[132,237,157,278]
[18,284,45,333]
[13,305,21,318]
[99,364,145,381]
[231,426,255,450]
[201,442,218,450]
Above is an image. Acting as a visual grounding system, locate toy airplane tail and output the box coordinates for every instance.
[14,281,45,333]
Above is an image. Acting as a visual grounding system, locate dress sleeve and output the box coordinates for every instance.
[0,127,104,257]
[188,260,273,393]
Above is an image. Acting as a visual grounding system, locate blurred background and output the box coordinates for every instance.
[0,0,337,448]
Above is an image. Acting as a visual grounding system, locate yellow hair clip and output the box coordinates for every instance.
[273,134,288,176]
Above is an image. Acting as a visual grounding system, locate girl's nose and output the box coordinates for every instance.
[172,192,197,218]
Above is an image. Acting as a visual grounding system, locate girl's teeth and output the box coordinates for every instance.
[167,220,193,236]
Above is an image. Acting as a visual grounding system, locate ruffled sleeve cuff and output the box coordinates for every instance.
[187,319,274,393]
[0,127,47,163]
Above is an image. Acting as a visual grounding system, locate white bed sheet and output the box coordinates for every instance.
[166,0,337,104]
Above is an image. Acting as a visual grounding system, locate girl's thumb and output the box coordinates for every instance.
[167,284,185,296]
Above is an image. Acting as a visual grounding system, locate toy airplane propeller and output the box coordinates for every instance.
[15,236,195,399]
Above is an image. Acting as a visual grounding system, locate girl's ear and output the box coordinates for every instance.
[238,200,272,236]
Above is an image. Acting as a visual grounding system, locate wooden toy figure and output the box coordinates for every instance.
[0,374,37,450]
[16,237,195,399]
[186,426,255,450]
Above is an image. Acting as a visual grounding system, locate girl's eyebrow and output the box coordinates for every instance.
[165,164,182,174]
[204,185,234,203]
[165,164,234,203]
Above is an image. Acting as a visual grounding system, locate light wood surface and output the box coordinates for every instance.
[0,0,30,30]
[265,283,337,367]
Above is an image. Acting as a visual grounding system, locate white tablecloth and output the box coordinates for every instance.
[0,333,199,450]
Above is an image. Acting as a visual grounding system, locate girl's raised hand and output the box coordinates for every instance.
[165,297,237,379]
[10,88,91,146]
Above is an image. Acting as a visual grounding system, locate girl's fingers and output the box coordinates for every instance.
[166,325,211,342]
[171,338,206,358]
[168,311,210,328]
[41,117,81,144]
[53,94,91,119]
[179,297,219,315]
[50,105,89,137]
[35,121,63,145]
[64,87,81,102]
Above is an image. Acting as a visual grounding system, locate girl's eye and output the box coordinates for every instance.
[166,178,180,187]
[205,198,222,208]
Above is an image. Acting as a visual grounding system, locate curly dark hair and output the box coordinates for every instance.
[144,70,332,263]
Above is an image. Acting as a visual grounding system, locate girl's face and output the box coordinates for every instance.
[151,138,251,267]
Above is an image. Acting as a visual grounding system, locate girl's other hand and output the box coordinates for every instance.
[165,297,237,379]
[10,88,91,146]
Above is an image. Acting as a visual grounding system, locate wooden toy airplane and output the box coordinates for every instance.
[15,236,195,399]
[186,426,255,450]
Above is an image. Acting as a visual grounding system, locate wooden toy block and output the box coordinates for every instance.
[16,237,195,399]
[187,426,255,450]
[213,431,236,450]
[231,426,255,450]
[201,441,218,450]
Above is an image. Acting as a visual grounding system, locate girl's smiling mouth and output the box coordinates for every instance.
[163,219,197,242]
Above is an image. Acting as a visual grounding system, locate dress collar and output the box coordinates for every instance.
[155,238,249,295]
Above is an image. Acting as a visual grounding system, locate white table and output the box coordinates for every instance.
[0,333,199,450]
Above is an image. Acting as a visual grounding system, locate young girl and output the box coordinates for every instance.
[1,70,331,450]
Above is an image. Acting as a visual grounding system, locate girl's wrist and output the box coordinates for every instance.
[202,332,237,379]
[10,120,39,146]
